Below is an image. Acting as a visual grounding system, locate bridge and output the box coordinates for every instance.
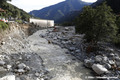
[29,18,54,27]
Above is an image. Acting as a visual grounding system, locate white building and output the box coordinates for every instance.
[29,18,54,27]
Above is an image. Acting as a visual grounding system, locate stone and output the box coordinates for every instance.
[53,37,57,40]
[116,62,120,67]
[18,63,26,69]
[109,60,115,65]
[109,53,115,57]
[7,65,12,70]
[95,55,103,62]
[102,56,108,63]
[106,48,114,52]
[36,78,40,80]
[25,66,30,71]
[40,78,44,80]
[92,64,108,75]
[0,75,15,80]
[84,59,94,68]
[69,47,75,51]
[0,61,5,66]
[61,41,66,44]
[75,50,81,53]
[1,41,5,45]
[105,63,111,69]
[39,34,45,38]
[17,69,25,73]
[16,77,21,80]
[8,37,11,40]
[114,54,120,61]
[65,27,69,31]
[35,72,39,77]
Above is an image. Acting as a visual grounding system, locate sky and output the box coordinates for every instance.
[8,0,97,12]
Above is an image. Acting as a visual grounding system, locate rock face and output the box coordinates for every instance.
[92,64,108,75]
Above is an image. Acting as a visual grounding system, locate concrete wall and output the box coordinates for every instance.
[29,18,54,27]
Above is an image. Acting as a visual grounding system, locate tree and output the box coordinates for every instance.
[0,0,11,2]
[75,2,118,43]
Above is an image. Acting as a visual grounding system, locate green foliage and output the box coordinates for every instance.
[15,20,22,24]
[0,1,31,21]
[116,16,120,33]
[114,16,120,47]
[0,0,11,2]
[75,3,118,43]
[0,21,8,30]
[113,34,120,47]
[106,0,120,14]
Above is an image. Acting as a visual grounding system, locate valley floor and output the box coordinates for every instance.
[28,27,93,80]
[0,24,93,80]
[1,24,120,80]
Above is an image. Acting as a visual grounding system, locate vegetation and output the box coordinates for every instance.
[75,3,118,43]
[29,0,91,23]
[106,0,120,14]
[0,1,31,21]
[0,21,8,30]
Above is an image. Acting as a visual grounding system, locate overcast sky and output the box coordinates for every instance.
[8,0,97,12]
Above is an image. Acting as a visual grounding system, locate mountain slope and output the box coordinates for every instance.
[29,0,91,22]
[0,1,31,21]
[57,0,120,23]
[92,0,120,14]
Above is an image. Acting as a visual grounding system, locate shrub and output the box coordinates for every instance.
[0,21,8,30]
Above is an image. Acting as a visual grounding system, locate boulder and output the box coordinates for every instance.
[18,63,26,69]
[116,62,120,67]
[108,60,115,65]
[1,41,5,45]
[75,50,81,53]
[109,53,115,58]
[84,59,94,68]
[17,69,25,73]
[35,72,40,77]
[95,55,103,62]
[6,65,12,70]
[104,63,111,69]
[69,47,76,51]
[65,27,69,31]
[92,64,108,75]
[106,48,114,52]
[102,56,108,63]
[53,37,57,40]
[114,54,120,61]
[0,61,5,66]
[0,75,15,80]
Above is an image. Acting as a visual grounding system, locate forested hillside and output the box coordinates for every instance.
[29,0,91,22]
[0,0,31,21]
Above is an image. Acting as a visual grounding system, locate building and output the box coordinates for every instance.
[29,18,54,27]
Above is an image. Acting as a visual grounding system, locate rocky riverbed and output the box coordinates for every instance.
[41,26,120,80]
[0,23,120,80]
